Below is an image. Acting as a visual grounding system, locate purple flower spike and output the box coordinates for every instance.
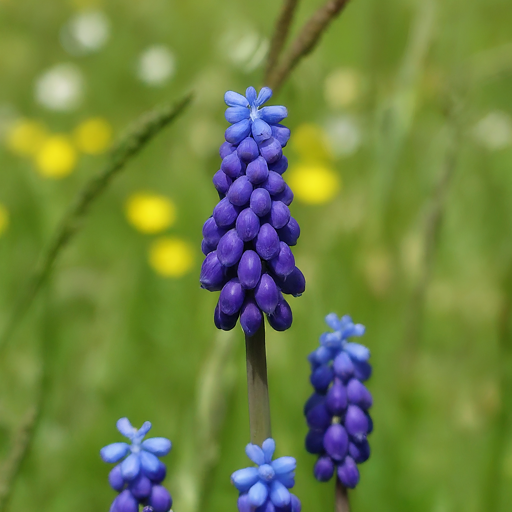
[304,313,373,488]
[202,87,305,334]
[101,418,173,511]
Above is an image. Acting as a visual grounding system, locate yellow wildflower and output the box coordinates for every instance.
[125,193,176,234]
[74,117,113,154]
[291,123,333,163]
[6,119,47,156]
[0,203,9,236]
[149,237,194,278]
[34,135,77,178]
[287,164,341,205]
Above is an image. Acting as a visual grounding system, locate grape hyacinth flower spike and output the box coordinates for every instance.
[232,438,302,512]
[200,86,305,338]
[100,418,173,512]
[304,314,373,511]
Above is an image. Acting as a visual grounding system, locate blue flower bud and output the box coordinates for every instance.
[269,155,289,174]
[272,184,294,206]
[213,197,240,228]
[202,217,226,247]
[129,474,152,499]
[268,242,295,278]
[109,465,125,491]
[226,119,252,144]
[344,405,369,439]
[349,439,370,463]
[200,251,226,291]
[325,379,348,415]
[113,490,138,512]
[275,267,306,297]
[259,137,282,163]
[347,379,373,409]
[305,429,326,454]
[219,141,236,158]
[267,295,293,331]
[252,118,272,143]
[269,201,290,230]
[212,169,232,196]
[271,125,291,147]
[310,365,334,393]
[306,402,332,430]
[214,302,239,331]
[263,171,286,196]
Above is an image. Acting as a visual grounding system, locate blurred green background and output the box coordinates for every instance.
[1,0,512,511]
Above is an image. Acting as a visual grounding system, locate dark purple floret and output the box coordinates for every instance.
[219,141,236,158]
[236,208,260,242]
[255,223,280,260]
[349,439,370,463]
[269,242,295,278]
[250,188,272,217]
[147,485,172,512]
[246,156,269,184]
[347,379,373,409]
[269,201,290,230]
[273,184,294,206]
[237,250,262,289]
[201,87,304,336]
[267,296,293,331]
[200,251,226,291]
[214,302,239,331]
[344,405,369,440]
[129,474,152,499]
[109,465,125,492]
[306,403,332,431]
[310,365,334,394]
[314,456,335,482]
[259,137,282,163]
[305,429,326,454]
[304,392,324,416]
[227,176,253,207]
[337,457,359,489]
[263,171,286,195]
[217,229,244,267]
[220,279,245,316]
[213,197,239,228]
[325,379,348,415]
[275,267,306,297]
[113,490,138,512]
[237,136,260,163]
[221,152,243,179]
[240,297,263,337]
[323,424,349,461]
[212,170,232,195]
[254,273,279,314]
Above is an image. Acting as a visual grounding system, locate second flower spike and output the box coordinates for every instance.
[200,86,305,337]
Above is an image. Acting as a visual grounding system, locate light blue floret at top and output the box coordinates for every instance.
[231,438,297,509]
[308,314,370,369]
[100,418,172,481]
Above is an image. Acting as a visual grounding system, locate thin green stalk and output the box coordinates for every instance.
[268,0,352,94]
[245,323,272,445]
[0,92,193,355]
[264,0,300,85]
[335,478,350,512]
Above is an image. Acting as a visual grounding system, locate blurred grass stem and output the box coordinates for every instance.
[0,93,193,355]
[268,0,351,93]
[335,479,350,512]
[264,0,300,85]
[245,323,272,445]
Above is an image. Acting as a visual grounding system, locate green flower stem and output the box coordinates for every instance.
[335,478,350,512]
[0,92,193,355]
[245,323,272,446]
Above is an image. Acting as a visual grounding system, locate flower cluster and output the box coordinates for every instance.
[231,438,301,512]
[304,314,373,488]
[100,418,172,512]
[200,86,305,337]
